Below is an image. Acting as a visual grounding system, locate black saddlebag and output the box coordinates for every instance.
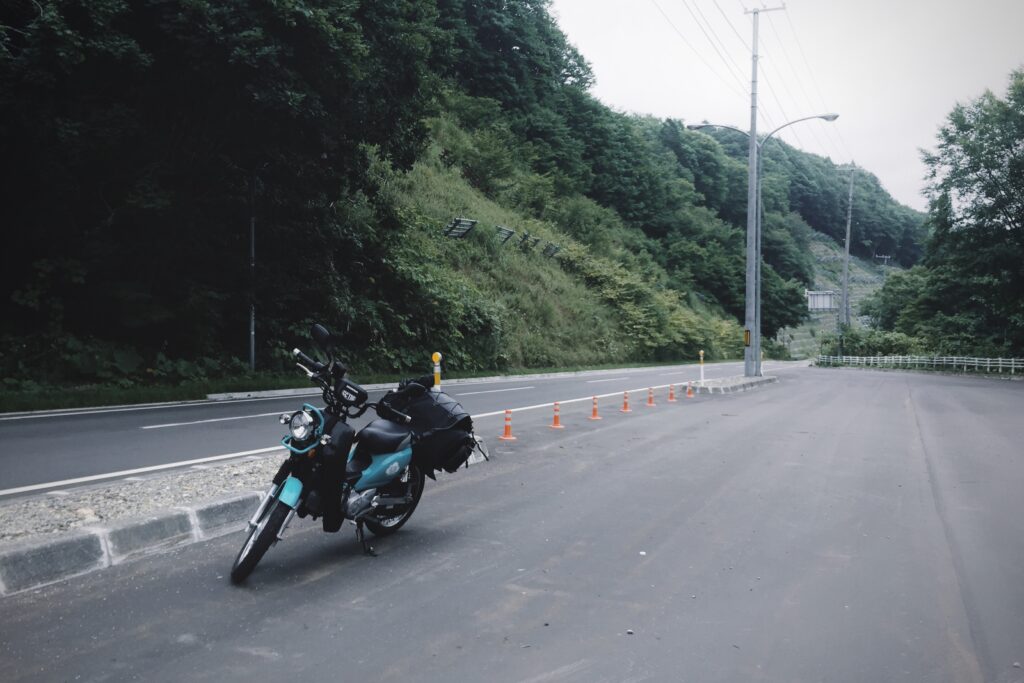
[389,388,474,476]
[413,428,475,475]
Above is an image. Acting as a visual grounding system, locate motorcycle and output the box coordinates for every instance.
[230,323,488,584]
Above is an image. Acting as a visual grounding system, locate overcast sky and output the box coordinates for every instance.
[548,0,1024,212]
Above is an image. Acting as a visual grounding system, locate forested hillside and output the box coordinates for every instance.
[0,0,925,394]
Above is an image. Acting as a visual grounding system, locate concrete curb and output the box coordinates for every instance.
[0,491,259,596]
[694,375,778,394]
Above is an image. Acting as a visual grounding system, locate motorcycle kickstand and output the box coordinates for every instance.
[355,521,377,557]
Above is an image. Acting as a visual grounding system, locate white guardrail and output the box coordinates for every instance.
[817,355,1024,373]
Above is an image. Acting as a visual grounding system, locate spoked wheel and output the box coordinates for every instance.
[230,501,290,584]
[365,465,425,537]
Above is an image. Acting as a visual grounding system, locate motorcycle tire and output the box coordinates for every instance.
[365,465,425,537]
[230,501,289,584]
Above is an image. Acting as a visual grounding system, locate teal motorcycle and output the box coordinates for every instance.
[230,324,487,584]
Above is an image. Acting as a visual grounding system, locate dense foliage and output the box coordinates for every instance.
[861,70,1024,356]
[0,0,925,391]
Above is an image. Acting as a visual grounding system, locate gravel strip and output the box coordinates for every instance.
[0,453,283,544]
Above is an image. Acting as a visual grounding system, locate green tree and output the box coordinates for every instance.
[917,69,1024,354]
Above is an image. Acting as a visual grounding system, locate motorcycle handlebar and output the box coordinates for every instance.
[293,348,325,374]
[372,399,412,425]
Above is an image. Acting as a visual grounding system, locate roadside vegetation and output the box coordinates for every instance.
[1,0,925,410]
[834,70,1024,358]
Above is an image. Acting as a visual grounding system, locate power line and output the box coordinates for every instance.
[677,0,751,96]
[691,0,747,74]
[764,13,844,161]
[756,60,809,151]
[649,0,749,100]
[713,0,750,52]
[782,9,855,160]
[761,59,824,153]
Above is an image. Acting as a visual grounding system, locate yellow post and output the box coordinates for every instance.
[432,352,442,391]
[699,349,705,385]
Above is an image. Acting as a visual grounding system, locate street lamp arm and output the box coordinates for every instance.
[762,113,839,145]
[686,123,749,137]
[689,114,837,149]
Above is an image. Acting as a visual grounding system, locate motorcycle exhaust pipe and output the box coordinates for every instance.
[371,494,413,508]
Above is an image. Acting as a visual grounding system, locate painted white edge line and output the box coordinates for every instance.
[3,374,779,497]
[585,377,630,383]
[141,411,284,430]
[454,386,535,397]
[0,446,286,497]
[3,361,761,420]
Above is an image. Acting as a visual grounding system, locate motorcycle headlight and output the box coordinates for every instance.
[289,410,316,441]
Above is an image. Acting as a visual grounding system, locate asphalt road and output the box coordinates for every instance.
[2,367,1022,682]
[0,360,787,495]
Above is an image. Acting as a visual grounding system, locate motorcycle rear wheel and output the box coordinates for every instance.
[365,465,425,536]
[230,501,289,584]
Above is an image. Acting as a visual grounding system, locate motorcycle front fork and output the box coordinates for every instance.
[247,483,297,542]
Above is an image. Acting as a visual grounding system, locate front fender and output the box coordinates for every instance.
[277,476,304,509]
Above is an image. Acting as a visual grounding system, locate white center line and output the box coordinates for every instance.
[0,446,286,497]
[586,377,630,383]
[454,386,535,397]
[141,412,284,430]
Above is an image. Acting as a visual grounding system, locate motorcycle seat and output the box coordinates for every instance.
[358,419,413,454]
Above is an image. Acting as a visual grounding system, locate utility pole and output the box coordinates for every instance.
[840,163,855,327]
[249,171,256,372]
[743,4,785,377]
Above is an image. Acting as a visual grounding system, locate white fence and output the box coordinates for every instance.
[817,355,1024,374]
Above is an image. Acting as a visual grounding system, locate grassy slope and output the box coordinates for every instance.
[778,233,895,358]
[388,140,744,368]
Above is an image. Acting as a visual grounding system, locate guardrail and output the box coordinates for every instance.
[817,355,1024,374]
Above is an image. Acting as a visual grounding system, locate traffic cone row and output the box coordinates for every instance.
[500,383,702,442]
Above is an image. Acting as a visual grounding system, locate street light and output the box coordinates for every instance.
[687,113,839,376]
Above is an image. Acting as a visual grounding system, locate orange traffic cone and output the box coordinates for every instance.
[620,391,632,413]
[499,409,517,441]
[686,382,694,399]
[589,396,603,420]
[645,387,656,407]
[668,384,678,402]
[550,402,565,429]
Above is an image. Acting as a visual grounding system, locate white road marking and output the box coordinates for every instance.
[454,386,535,397]
[585,377,630,383]
[0,446,286,497]
[4,365,795,496]
[0,395,319,421]
[2,363,758,421]
[141,412,283,430]
[468,381,691,419]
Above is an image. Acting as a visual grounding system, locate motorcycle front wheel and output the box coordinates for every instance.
[365,465,425,537]
[230,501,290,584]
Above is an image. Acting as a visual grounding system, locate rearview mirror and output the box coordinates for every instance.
[311,324,334,352]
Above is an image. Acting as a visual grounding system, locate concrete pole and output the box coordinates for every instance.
[249,172,256,372]
[841,164,855,327]
[743,9,760,378]
[754,150,764,377]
